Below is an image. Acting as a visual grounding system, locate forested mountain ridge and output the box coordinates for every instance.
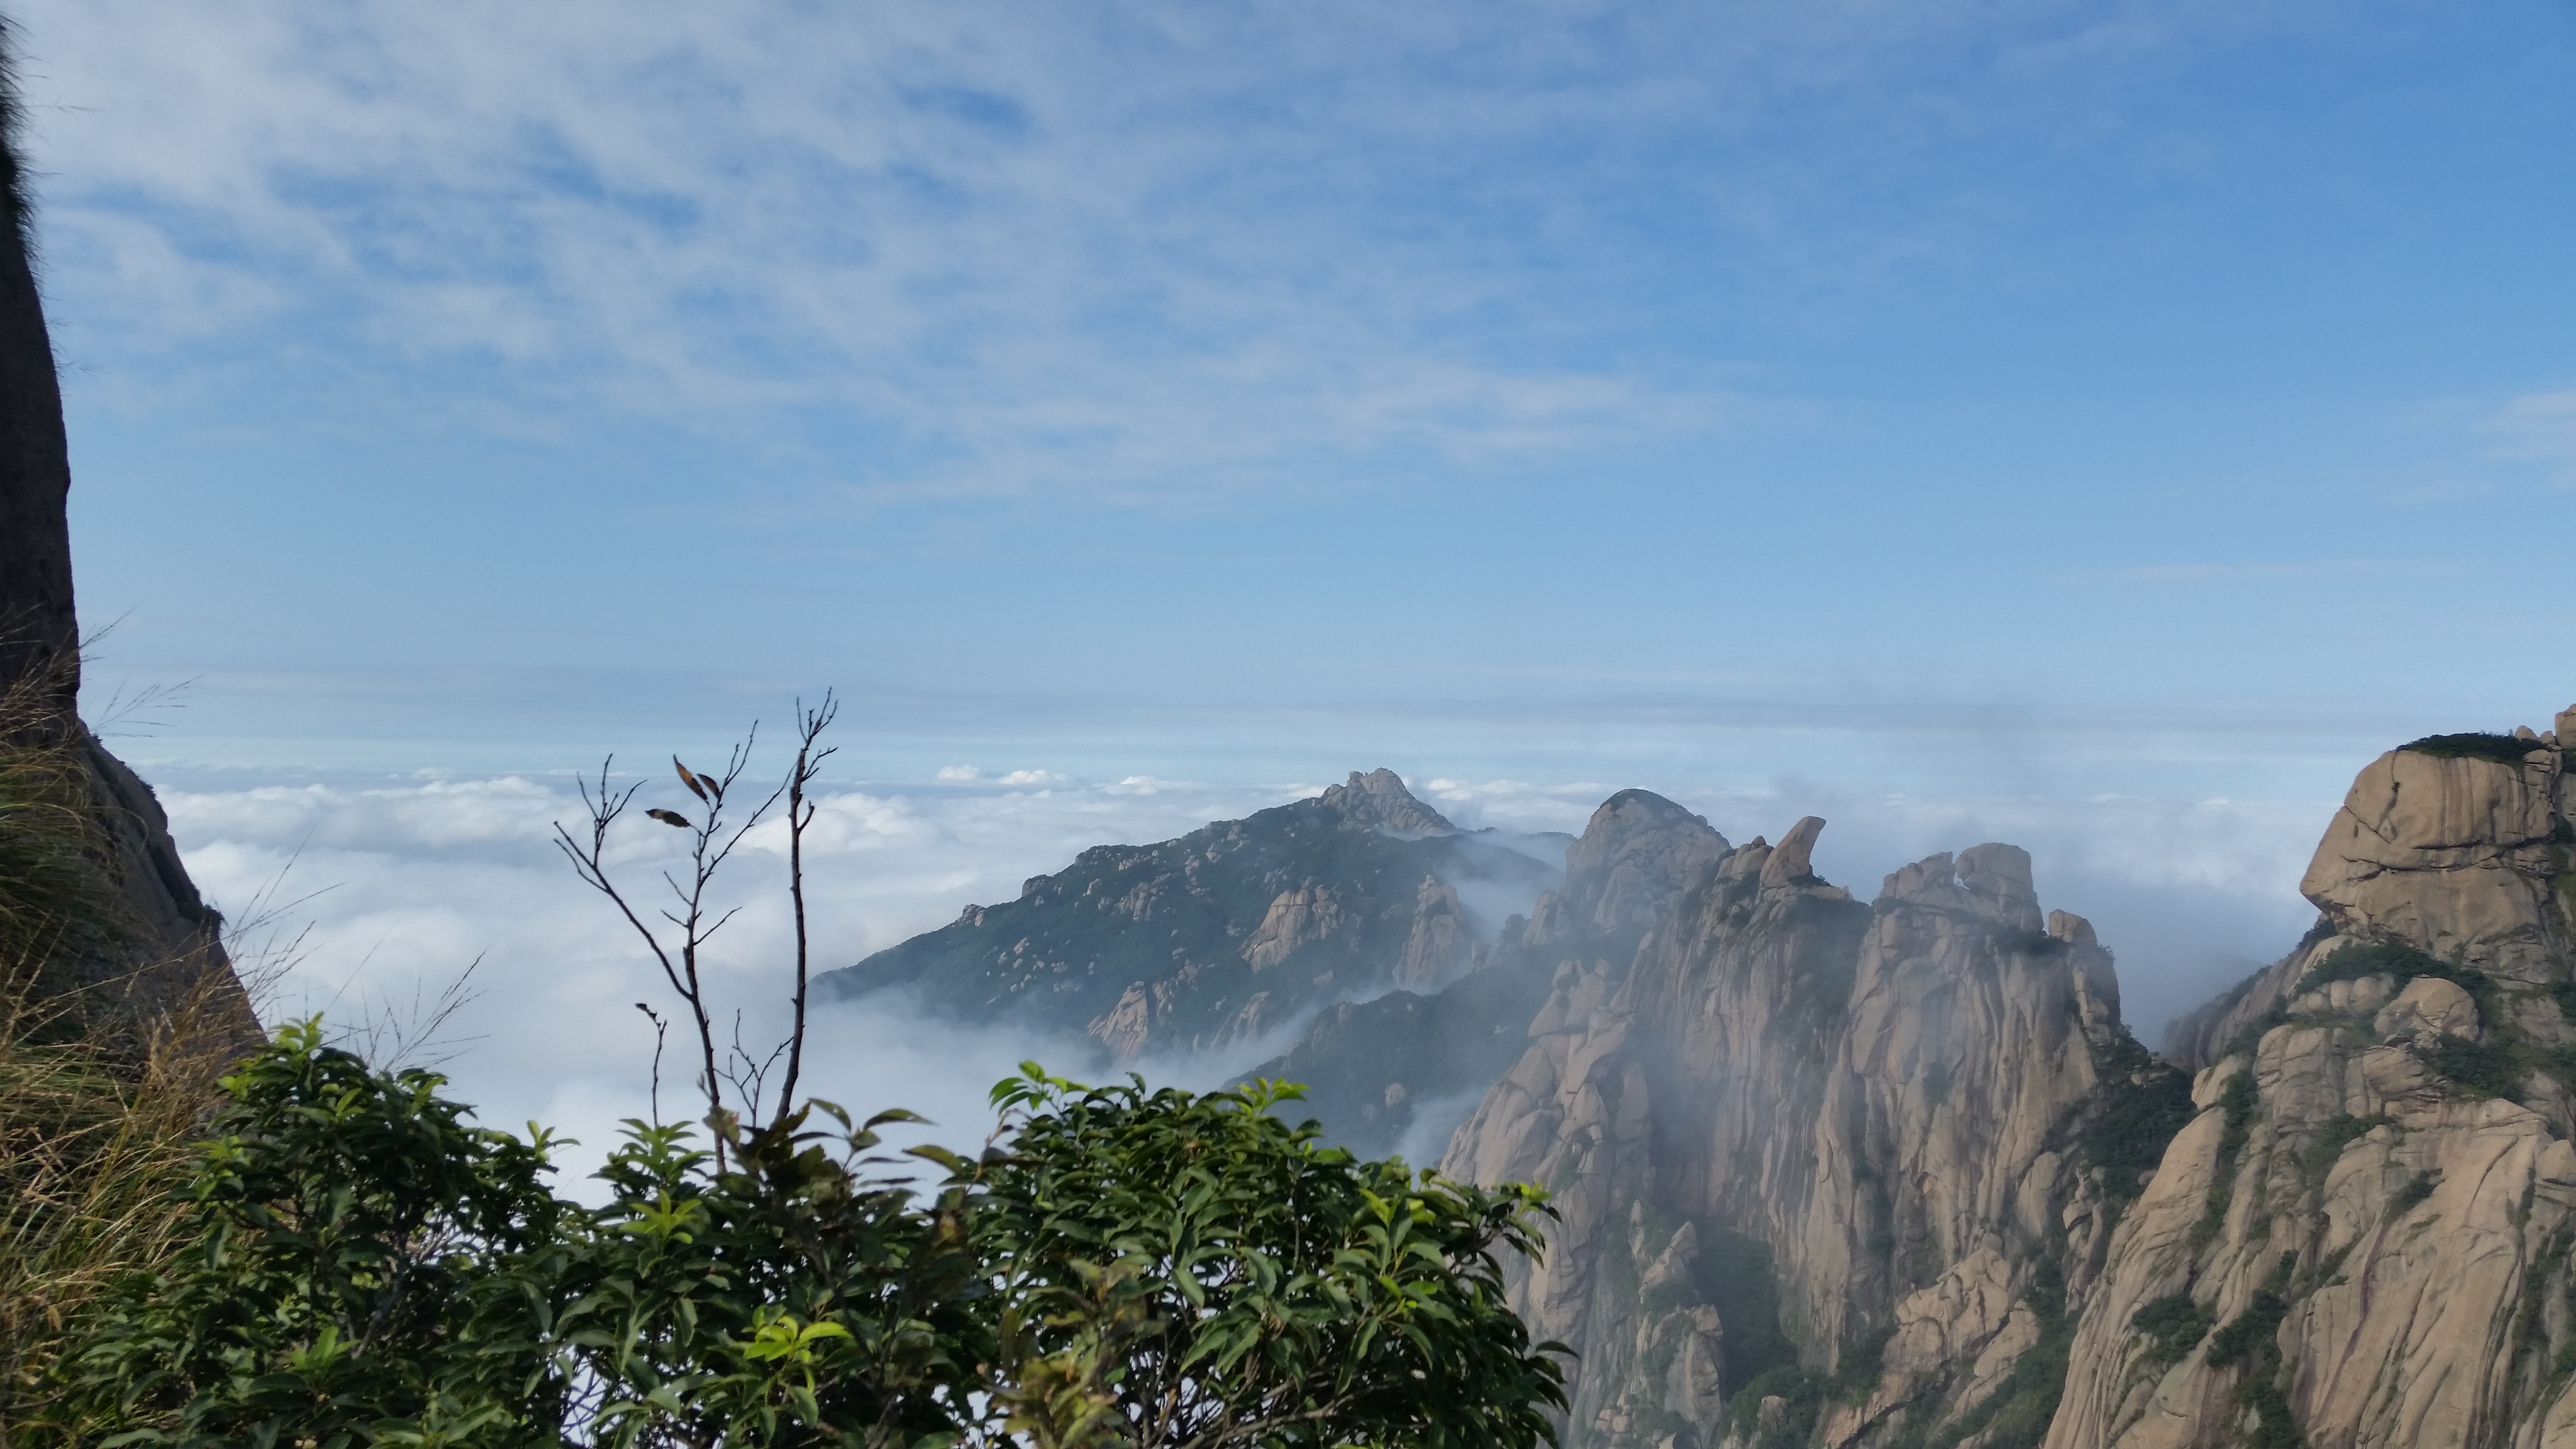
[816,769,1562,1062]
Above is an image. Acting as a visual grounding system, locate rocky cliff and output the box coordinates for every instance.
[2046,721,2576,1449]
[1243,788,1729,1159]
[1430,715,2576,1449]
[842,709,2576,1447]
[1440,812,2180,1449]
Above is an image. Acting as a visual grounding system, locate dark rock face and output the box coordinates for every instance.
[816,770,1560,1063]
[0,49,76,724]
[0,41,250,1043]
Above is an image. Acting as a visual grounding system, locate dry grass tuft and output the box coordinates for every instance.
[0,974,240,1433]
[0,661,260,1439]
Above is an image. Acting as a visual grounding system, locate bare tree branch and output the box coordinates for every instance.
[775,690,837,1124]
[555,702,840,1164]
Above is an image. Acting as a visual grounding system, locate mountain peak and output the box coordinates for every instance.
[1318,768,1453,836]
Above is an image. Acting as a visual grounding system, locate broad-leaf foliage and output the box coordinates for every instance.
[48,1029,1563,1448]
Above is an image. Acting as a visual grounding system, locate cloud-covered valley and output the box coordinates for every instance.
[162,759,2331,1191]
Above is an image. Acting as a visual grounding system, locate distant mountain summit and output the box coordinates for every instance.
[1317,767,1457,835]
[816,769,1561,1062]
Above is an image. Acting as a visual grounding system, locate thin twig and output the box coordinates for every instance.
[774,690,837,1124]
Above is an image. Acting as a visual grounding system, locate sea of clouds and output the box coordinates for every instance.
[157,757,2332,1194]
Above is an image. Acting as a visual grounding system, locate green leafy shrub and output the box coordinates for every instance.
[50,1022,575,1446]
[2130,1293,2214,1368]
[45,1031,1566,1449]
[2391,1170,2442,1216]
[1722,1365,1825,1449]
[2205,1291,2287,1369]
[2204,1254,2304,1448]
[2079,1031,2195,1203]
[2189,1071,2262,1252]
[2423,1036,2525,1098]
[975,1065,1568,1449]
[1830,1321,1895,1402]
[2299,939,2453,993]
[1696,1226,1800,1392]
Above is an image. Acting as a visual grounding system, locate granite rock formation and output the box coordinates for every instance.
[1243,789,1727,1159]
[1425,719,2576,1449]
[1440,821,2173,1449]
[843,713,2576,1447]
[2049,726,2576,1449]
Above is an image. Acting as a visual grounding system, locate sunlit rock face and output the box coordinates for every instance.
[2052,728,2576,1449]
[835,714,2576,1448]
[1442,714,2576,1449]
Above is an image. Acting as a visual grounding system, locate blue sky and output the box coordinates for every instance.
[11,2,2576,1125]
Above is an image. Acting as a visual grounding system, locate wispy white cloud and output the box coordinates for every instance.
[16,1,1777,501]
[171,767,1310,1180]
[2481,386,2576,465]
[14,0,2330,505]
[2072,559,2463,585]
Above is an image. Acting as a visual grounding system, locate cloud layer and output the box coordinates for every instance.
[167,758,2330,1190]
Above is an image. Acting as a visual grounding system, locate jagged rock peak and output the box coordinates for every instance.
[1548,789,1731,938]
[2299,738,2568,980]
[1875,842,2045,934]
[1318,768,1455,836]
[2058,714,2576,1449]
[1755,815,1824,887]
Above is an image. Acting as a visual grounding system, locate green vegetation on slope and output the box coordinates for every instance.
[37,1032,1567,1448]
[0,716,238,1428]
[2399,732,2545,764]
[818,789,1555,1052]
[1239,939,1559,1158]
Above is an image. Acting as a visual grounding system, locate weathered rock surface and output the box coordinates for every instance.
[1442,824,2165,1449]
[1440,720,2576,1449]
[1319,767,1457,836]
[2299,744,2570,982]
[865,718,2576,1449]
[1538,789,1732,943]
[2049,726,2576,1449]
[1396,874,1468,986]
[1243,881,1350,972]
[1244,789,1725,1159]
